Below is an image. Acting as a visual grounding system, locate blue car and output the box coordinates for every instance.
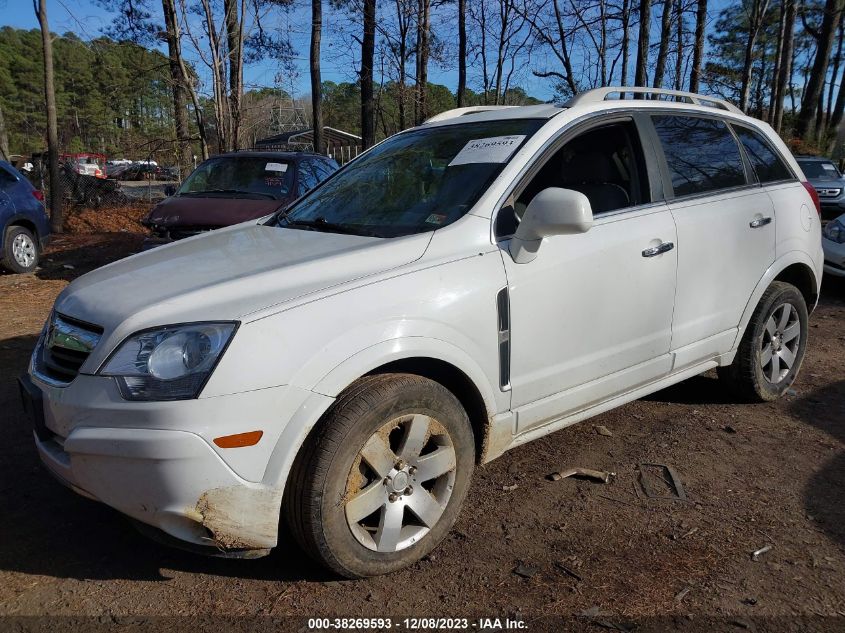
[0,160,51,273]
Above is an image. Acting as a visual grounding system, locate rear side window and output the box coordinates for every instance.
[733,126,792,183]
[652,116,746,197]
[0,166,17,185]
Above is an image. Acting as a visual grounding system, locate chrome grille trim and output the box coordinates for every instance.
[33,313,103,386]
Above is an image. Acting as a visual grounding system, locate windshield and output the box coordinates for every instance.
[798,160,842,181]
[179,156,294,199]
[279,119,544,237]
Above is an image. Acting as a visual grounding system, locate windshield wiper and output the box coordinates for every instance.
[182,189,277,199]
[283,216,377,237]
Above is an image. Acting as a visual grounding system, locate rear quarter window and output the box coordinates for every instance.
[652,115,746,197]
[733,126,793,183]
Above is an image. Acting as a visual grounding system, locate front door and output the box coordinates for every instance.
[498,118,677,433]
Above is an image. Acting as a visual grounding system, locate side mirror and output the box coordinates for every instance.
[509,187,593,263]
[164,185,176,197]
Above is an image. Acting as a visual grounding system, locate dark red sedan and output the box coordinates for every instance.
[142,151,339,249]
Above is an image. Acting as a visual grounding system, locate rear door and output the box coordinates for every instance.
[649,114,776,366]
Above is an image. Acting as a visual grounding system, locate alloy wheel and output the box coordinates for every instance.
[760,302,801,384]
[344,413,457,553]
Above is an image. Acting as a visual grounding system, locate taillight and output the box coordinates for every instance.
[802,181,821,216]
[31,190,44,202]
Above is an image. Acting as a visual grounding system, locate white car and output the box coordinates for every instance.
[822,212,845,277]
[19,87,824,578]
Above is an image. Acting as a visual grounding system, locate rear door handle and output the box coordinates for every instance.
[749,216,772,228]
[642,242,674,257]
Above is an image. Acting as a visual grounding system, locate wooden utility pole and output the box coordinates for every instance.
[361,0,376,148]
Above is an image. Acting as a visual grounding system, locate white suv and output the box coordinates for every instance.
[20,88,824,578]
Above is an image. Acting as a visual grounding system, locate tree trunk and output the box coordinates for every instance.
[457,0,467,106]
[675,0,684,89]
[415,0,431,124]
[34,0,62,233]
[689,0,706,92]
[796,0,844,139]
[310,0,324,153]
[821,12,845,137]
[635,0,651,89]
[224,0,244,150]
[361,0,376,148]
[768,0,786,124]
[773,0,795,132]
[827,61,845,139]
[0,104,9,162]
[163,0,191,176]
[165,0,209,160]
[653,0,673,87]
[621,0,631,87]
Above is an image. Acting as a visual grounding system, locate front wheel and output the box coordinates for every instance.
[285,374,475,578]
[718,281,809,402]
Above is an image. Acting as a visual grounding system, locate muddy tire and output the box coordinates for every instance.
[285,373,475,578]
[1,225,39,274]
[718,281,808,402]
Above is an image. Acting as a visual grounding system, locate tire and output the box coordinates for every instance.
[285,373,475,578]
[1,225,39,274]
[718,281,809,402]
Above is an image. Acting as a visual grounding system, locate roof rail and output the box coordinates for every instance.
[565,86,743,115]
[424,105,516,123]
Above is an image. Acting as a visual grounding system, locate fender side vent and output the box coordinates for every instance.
[496,287,511,391]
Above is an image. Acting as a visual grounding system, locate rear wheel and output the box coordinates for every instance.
[285,374,475,578]
[718,281,808,402]
[1,225,39,274]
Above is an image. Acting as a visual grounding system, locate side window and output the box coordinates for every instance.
[652,115,746,196]
[0,166,17,185]
[732,126,793,183]
[497,120,650,237]
[296,160,319,196]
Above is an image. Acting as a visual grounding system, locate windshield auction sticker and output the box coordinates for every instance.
[265,162,288,172]
[448,135,526,166]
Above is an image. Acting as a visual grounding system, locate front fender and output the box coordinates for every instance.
[310,335,500,417]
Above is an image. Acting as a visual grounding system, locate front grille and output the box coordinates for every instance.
[817,188,842,198]
[36,313,103,385]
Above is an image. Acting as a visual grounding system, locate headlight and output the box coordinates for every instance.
[823,219,845,243]
[99,322,237,401]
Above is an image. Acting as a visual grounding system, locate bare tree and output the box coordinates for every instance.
[166,0,209,160]
[33,0,62,233]
[161,0,192,173]
[689,0,707,92]
[362,0,376,147]
[796,0,844,139]
[310,0,324,153]
[620,0,632,87]
[458,0,467,106]
[674,0,684,89]
[634,0,651,87]
[653,0,674,87]
[739,0,771,112]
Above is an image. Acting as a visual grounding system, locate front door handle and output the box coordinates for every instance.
[642,242,674,257]
[749,216,772,228]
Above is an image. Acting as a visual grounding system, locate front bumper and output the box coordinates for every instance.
[19,371,328,554]
[822,235,845,277]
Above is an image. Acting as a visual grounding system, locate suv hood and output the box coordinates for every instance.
[145,195,287,228]
[54,223,432,334]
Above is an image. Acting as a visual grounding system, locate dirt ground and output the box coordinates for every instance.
[0,231,843,631]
